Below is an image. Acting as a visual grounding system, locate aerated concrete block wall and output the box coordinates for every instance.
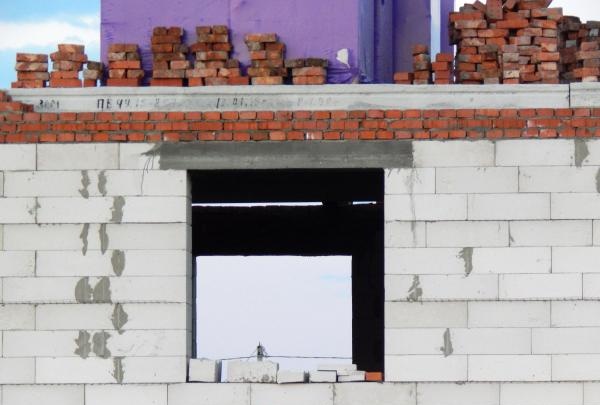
[3,137,600,403]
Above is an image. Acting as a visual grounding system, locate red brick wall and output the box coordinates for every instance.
[1,93,599,143]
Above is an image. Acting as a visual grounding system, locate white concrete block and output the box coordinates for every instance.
[0,304,35,330]
[334,382,416,405]
[386,328,530,355]
[109,330,187,357]
[385,168,435,194]
[509,220,592,247]
[596,221,600,245]
[468,301,550,328]
[385,274,498,301]
[385,221,426,247]
[119,143,160,170]
[0,252,35,277]
[468,355,551,381]
[553,247,600,273]
[386,247,550,275]
[533,328,600,354]
[579,139,600,166]
[318,364,357,373]
[0,358,35,384]
[168,383,250,405]
[552,355,600,381]
[385,355,467,382]
[385,301,467,328]
[36,196,188,223]
[3,330,78,357]
[2,385,83,405]
[582,274,600,299]
[468,193,550,220]
[338,371,366,382]
[585,383,600,405]
[122,357,187,383]
[417,383,499,405]
[3,276,187,304]
[496,139,574,166]
[0,145,36,170]
[520,166,600,192]
[499,274,582,300]
[309,370,337,383]
[427,221,509,247]
[35,303,187,330]
[436,167,518,194]
[277,370,307,383]
[252,384,333,405]
[3,223,189,251]
[37,250,188,277]
[36,357,114,383]
[189,358,222,382]
[413,140,495,168]
[552,301,600,327]
[37,144,119,170]
[0,198,36,223]
[500,383,583,405]
[85,384,167,405]
[228,361,278,383]
[0,171,3,196]
[385,194,467,221]
[3,170,188,197]
[552,193,600,219]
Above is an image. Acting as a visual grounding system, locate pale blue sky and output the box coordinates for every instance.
[1,1,600,88]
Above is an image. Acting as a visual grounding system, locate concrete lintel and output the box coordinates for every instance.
[150,141,413,170]
[569,82,600,108]
[6,84,569,112]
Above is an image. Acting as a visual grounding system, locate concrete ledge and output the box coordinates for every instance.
[570,82,600,108]
[6,84,570,112]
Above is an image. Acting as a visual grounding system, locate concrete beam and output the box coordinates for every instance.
[150,141,413,170]
[7,84,569,112]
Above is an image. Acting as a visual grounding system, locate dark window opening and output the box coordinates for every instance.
[191,169,384,374]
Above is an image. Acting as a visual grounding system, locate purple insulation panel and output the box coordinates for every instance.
[101,0,360,84]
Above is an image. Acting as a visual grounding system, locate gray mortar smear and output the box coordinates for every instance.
[98,170,108,196]
[92,331,112,359]
[80,224,90,256]
[75,277,93,303]
[112,303,129,333]
[574,139,590,167]
[458,247,474,277]
[407,275,423,302]
[440,328,454,357]
[112,357,125,383]
[596,168,600,193]
[99,224,109,254]
[111,196,125,223]
[93,277,112,303]
[74,330,92,358]
[79,170,91,199]
[111,250,126,277]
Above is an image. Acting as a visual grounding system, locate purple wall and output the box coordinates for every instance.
[101,0,454,84]
[101,0,360,83]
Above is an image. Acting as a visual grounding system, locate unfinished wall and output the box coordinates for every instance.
[2,105,600,403]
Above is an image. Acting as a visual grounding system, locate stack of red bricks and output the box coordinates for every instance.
[450,0,562,84]
[245,33,287,85]
[573,22,600,82]
[49,44,87,88]
[412,45,432,84]
[107,44,143,87]
[13,53,49,88]
[82,61,103,87]
[187,25,248,86]
[285,58,328,85]
[432,53,454,84]
[558,16,581,82]
[393,72,413,84]
[151,27,188,86]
